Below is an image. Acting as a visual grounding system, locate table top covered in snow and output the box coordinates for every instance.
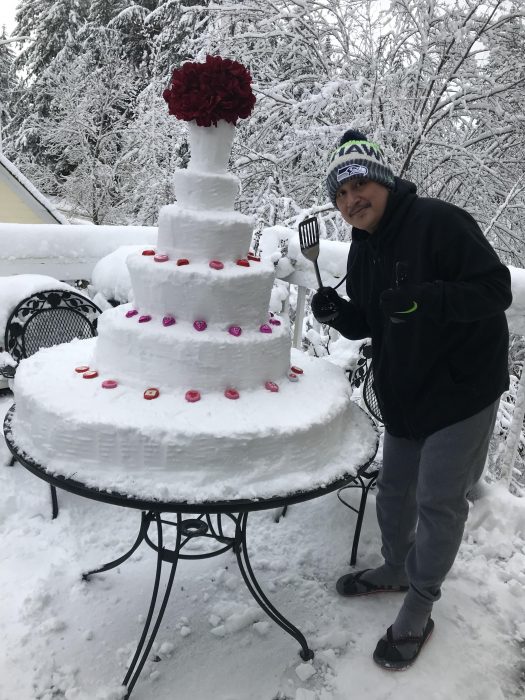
[4,405,378,513]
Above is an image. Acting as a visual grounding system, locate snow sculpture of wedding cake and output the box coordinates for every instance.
[11,57,374,500]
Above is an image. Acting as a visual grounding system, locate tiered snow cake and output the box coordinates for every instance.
[11,57,373,498]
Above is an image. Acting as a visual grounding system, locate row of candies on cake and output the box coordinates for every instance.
[124,308,281,335]
[72,364,304,402]
[140,248,261,267]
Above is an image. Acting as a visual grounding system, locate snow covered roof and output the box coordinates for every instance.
[0,153,69,225]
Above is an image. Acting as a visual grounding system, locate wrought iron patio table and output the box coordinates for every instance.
[4,405,377,699]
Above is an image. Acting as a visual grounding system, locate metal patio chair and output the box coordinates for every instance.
[338,342,383,565]
[274,342,383,566]
[2,289,101,518]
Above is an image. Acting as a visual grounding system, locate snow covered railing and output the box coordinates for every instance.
[0,223,156,280]
[1,221,525,339]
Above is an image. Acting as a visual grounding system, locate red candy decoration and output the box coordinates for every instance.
[247,253,261,262]
[209,260,224,270]
[265,381,279,393]
[154,254,169,263]
[224,388,240,400]
[291,365,304,375]
[83,370,99,379]
[185,390,201,403]
[228,326,242,337]
[163,316,176,327]
[288,373,299,383]
[269,318,281,326]
[177,258,190,266]
[126,309,138,318]
[102,379,118,389]
[139,315,152,323]
[260,324,272,334]
[144,388,160,400]
[193,320,207,332]
[142,249,155,256]
[236,258,250,267]
[75,365,89,373]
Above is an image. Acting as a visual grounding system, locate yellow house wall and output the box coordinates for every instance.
[0,174,57,224]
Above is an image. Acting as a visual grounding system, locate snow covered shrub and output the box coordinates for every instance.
[488,334,525,495]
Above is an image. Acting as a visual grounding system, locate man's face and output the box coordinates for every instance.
[335,178,389,233]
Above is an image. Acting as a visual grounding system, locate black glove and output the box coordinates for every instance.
[311,287,343,323]
[380,284,421,322]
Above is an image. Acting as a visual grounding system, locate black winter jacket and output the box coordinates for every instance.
[330,177,512,438]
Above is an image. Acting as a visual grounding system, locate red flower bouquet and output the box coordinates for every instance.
[163,55,256,127]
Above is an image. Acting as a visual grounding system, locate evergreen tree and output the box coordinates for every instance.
[14,0,90,78]
[0,28,18,153]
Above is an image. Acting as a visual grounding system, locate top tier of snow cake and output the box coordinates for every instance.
[174,119,239,210]
[156,121,254,262]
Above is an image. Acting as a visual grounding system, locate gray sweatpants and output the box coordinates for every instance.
[377,400,499,608]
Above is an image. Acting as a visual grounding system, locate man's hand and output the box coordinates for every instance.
[311,287,343,323]
[380,285,420,322]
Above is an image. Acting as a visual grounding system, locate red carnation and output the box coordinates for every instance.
[163,55,256,127]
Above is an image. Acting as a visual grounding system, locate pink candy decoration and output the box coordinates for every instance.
[269,318,281,326]
[265,381,279,393]
[75,365,89,373]
[83,370,99,379]
[142,249,155,256]
[228,326,242,337]
[154,254,169,263]
[163,315,176,327]
[259,324,272,334]
[225,388,240,400]
[236,258,250,267]
[209,260,224,270]
[102,379,118,389]
[177,258,190,266]
[144,388,160,400]
[126,309,138,318]
[193,320,207,332]
[139,315,152,323]
[288,373,299,382]
[291,365,304,375]
[185,390,201,403]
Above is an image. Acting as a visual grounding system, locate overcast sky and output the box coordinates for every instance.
[0,0,17,35]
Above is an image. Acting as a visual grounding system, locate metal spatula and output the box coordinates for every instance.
[298,216,323,289]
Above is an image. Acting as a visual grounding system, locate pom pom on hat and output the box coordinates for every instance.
[326,129,395,207]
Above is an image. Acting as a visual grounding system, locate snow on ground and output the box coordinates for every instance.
[0,391,523,700]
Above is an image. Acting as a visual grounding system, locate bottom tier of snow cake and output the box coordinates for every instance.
[11,339,378,503]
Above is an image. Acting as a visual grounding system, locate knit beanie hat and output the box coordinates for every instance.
[326,129,395,206]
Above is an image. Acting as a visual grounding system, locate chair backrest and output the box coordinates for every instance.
[349,341,383,424]
[4,289,101,363]
[362,363,383,424]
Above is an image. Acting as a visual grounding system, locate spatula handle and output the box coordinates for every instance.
[314,261,323,290]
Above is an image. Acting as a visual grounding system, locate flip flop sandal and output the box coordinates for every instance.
[373,617,434,670]
[336,569,409,597]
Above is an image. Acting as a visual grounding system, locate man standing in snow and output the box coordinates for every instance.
[311,129,512,669]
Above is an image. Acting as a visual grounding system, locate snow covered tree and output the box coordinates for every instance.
[0,29,18,152]
[7,0,525,256]
[88,0,128,26]
[14,0,90,78]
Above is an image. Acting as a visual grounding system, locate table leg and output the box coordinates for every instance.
[82,511,150,581]
[122,512,181,699]
[50,485,59,520]
[234,512,314,661]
